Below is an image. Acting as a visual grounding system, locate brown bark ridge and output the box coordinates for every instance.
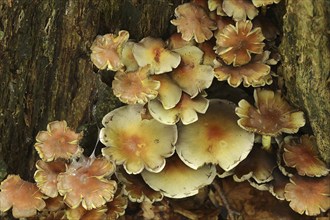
[0,0,183,181]
[279,0,330,164]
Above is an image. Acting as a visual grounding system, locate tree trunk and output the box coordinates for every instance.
[0,0,184,181]
[279,0,330,164]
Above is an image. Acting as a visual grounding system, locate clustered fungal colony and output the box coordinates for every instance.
[0,0,329,219]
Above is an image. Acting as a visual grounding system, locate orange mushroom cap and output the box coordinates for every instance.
[236,89,306,136]
[171,2,217,43]
[176,99,254,170]
[0,175,46,218]
[90,30,129,71]
[34,120,83,162]
[100,104,177,174]
[222,0,258,21]
[215,20,265,66]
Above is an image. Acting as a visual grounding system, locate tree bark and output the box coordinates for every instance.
[0,0,184,181]
[279,0,330,164]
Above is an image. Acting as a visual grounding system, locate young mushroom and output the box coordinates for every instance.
[100,104,177,174]
[0,175,46,218]
[176,99,254,171]
[235,89,305,151]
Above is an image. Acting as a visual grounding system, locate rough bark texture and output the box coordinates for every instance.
[0,0,184,181]
[279,0,330,164]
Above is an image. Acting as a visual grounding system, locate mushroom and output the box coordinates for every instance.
[176,99,254,171]
[121,41,139,72]
[141,154,216,199]
[34,120,83,162]
[214,51,272,87]
[252,0,281,7]
[171,2,217,43]
[57,156,117,210]
[112,66,160,105]
[170,45,214,98]
[90,30,129,71]
[214,20,265,66]
[282,135,329,177]
[148,92,209,125]
[0,175,46,218]
[132,37,181,74]
[208,0,226,16]
[116,167,163,203]
[284,175,330,216]
[34,159,66,198]
[167,33,195,50]
[66,205,107,220]
[268,168,290,200]
[100,104,177,174]
[236,89,305,151]
[222,0,259,21]
[105,193,128,219]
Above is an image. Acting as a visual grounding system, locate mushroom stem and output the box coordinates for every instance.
[261,6,267,16]
[261,135,272,151]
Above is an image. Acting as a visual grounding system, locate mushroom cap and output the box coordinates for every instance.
[141,154,216,199]
[236,89,306,136]
[252,0,281,7]
[151,74,182,110]
[100,104,177,174]
[268,168,290,200]
[282,135,329,177]
[148,92,209,125]
[105,194,128,219]
[171,2,217,43]
[116,167,163,203]
[170,45,214,98]
[167,33,195,50]
[112,66,160,105]
[121,41,139,72]
[284,175,330,216]
[214,51,272,88]
[0,175,46,218]
[90,30,129,71]
[66,205,107,220]
[176,99,254,170]
[57,156,117,210]
[208,0,226,16]
[222,0,258,21]
[34,120,83,162]
[215,20,265,66]
[34,159,66,198]
[132,37,181,74]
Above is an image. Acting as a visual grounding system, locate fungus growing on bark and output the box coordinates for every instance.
[214,20,265,66]
[34,120,83,162]
[148,92,209,125]
[214,51,272,87]
[34,159,66,198]
[284,175,330,216]
[282,135,329,177]
[132,37,181,74]
[0,175,46,218]
[170,45,214,97]
[112,66,160,105]
[176,99,254,171]
[222,0,258,21]
[171,2,217,43]
[100,104,177,174]
[141,154,216,198]
[57,156,117,210]
[236,89,305,150]
[252,0,281,7]
[90,30,129,71]
[116,167,163,203]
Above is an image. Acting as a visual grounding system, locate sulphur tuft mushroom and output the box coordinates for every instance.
[171,2,217,43]
[214,20,265,66]
[34,120,83,162]
[282,135,329,177]
[148,92,209,125]
[132,37,181,74]
[0,175,46,218]
[222,0,259,21]
[100,104,177,174]
[208,0,226,16]
[141,154,216,199]
[112,66,160,105]
[34,159,66,198]
[236,89,305,151]
[252,0,281,7]
[90,30,129,71]
[176,99,254,171]
[57,155,117,210]
[284,175,330,216]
